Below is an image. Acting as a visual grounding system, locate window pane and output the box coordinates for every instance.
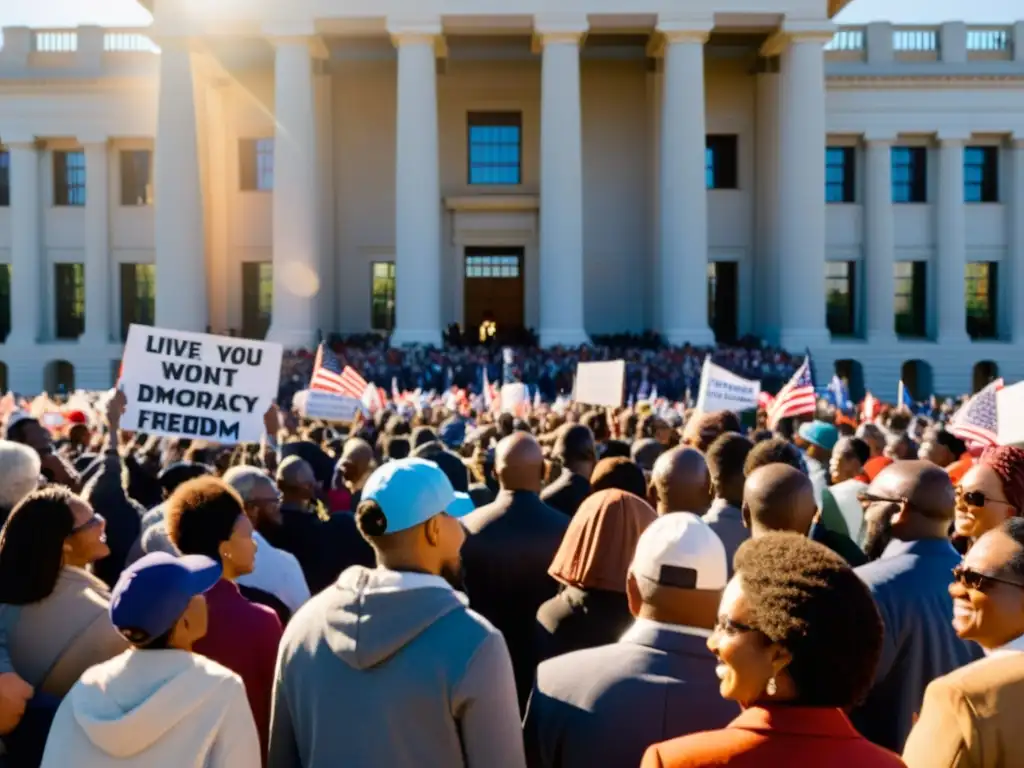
[54,151,86,207]
[966,261,997,338]
[964,146,998,203]
[55,263,85,339]
[371,261,396,331]
[894,261,926,337]
[706,135,738,190]
[120,150,152,206]
[468,113,522,186]
[826,261,855,336]
[0,151,9,208]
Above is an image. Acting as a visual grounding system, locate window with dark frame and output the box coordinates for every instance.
[0,151,9,207]
[965,262,998,339]
[826,261,856,336]
[964,146,999,203]
[467,113,522,186]
[0,266,10,342]
[706,135,738,189]
[55,263,85,339]
[371,262,396,332]
[465,255,521,279]
[892,146,927,203]
[120,263,155,340]
[894,261,928,337]
[826,147,856,203]
[241,262,273,340]
[53,150,86,206]
[120,150,153,206]
[239,138,274,191]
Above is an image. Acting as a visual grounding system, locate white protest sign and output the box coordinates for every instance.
[997,381,1024,447]
[500,382,528,413]
[120,325,283,444]
[695,356,761,414]
[575,360,625,407]
[294,390,362,423]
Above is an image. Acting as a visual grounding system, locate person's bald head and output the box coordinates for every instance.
[651,446,711,515]
[861,460,956,558]
[742,464,817,537]
[495,432,544,492]
[556,425,597,477]
[276,456,317,504]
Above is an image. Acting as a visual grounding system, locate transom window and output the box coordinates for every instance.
[964,146,998,203]
[465,255,521,279]
[826,147,855,203]
[54,150,86,206]
[467,113,522,186]
[892,146,927,203]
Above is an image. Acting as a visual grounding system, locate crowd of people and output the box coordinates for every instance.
[0,383,1021,767]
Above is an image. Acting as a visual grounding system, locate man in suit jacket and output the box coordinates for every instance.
[903,518,1024,767]
[523,513,737,768]
[541,425,596,517]
[463,433,569,710]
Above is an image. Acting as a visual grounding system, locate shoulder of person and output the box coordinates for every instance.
[935,653,1024,701]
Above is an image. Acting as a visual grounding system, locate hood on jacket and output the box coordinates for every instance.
[324,566,468,671]
[67,649,239,758]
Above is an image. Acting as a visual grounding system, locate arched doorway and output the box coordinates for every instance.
[45,360,75,395]
[834,359,865,403]
[972,361,999,393]
[900,360,933,401]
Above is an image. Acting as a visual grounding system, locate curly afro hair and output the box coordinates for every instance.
[743,438,806,477]
[733,532,883,709]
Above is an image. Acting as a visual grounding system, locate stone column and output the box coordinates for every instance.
[536,16,589,347]
[388,19,442,347]
[153,40,207,332]
[936,135,969,343]
[82,138,111,343]
[267,36,320,348]
[864,134,897,342]
[7,141,41,345]
[1008,137,1024,342]
[658,20,715,346]
[774,29,834,349]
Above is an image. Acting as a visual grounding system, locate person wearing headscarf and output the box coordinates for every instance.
[535,489,656,664]
[954,446,1024,548]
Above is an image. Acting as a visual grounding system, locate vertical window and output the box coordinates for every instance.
[55,263,85,339]
[826,147,856,203]
[53,150,86,206]
[965,262,998,339]
[371,262,396,332]
[0,265,10,342]
[120,263,155,339]
[826,261,856,336]
[964,146,998,203]
[120,150,153,205]
[706,135,738,189]
[239,138,274,191]
[894,261,927,337]
[892,146,927,203]
[467,113,522,185]
[0,150,9,207]
[241,262,273,339]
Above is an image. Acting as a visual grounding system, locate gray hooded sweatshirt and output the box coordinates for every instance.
[268,566,526,768]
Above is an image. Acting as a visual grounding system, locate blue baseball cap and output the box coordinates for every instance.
[110,552,222,645]
[361,457,472,534]
[798,420,840,452]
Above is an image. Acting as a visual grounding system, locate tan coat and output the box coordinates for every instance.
[903,652,1024,768]
[7,566,128,697]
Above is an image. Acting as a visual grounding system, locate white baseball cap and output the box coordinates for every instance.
[631,513,728,591]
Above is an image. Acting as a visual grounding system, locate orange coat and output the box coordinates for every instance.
[641,705,906,768]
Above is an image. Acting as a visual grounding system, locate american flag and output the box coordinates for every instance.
[310,343,368,400]
[767,355,816,429]
[949,378,1003,448]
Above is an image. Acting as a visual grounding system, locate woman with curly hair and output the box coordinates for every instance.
[642,533,906,767]
[954,446,1024,546]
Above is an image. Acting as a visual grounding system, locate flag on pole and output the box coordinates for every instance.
[695,355,760,414]
[767,354,816,429]
[828,375,850,411]
[949,379,1004,448]
[897,380,913,411]
[310,344,383,412]
[862,392,881,421]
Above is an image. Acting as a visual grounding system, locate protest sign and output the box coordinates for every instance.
[695,356,761,414]
[997,381,1024,447]
[575,360,625,407]
[500,382,528,414]
[294,390,362,423]
[120,325,283,443]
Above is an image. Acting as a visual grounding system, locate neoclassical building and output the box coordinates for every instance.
[0,0,1023,398]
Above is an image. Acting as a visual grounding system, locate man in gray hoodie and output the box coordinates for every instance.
[269,458,525,768]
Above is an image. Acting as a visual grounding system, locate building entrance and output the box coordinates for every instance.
[463,247,525,342]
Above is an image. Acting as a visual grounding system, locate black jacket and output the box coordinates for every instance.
[541,470,591,517]
[536,586,634,665]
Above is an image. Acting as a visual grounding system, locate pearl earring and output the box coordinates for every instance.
[766,677,778,697]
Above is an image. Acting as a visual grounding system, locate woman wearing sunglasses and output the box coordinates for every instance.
[903,518,1024,767]
[0,486,128,698]
[954,446,1024,547]
[642,533,905,767]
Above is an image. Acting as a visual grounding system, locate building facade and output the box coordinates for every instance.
[0,0,1023,398]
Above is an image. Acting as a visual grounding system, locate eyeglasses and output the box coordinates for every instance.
[952,564,1024,591]
[713,616,758,637]
[956,488,1015,509]
[857,492,907,506]
[69,513,105,536]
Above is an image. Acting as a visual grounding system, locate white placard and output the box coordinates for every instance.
[997,381,1024,447]
[500,382,528,413]
[696,357,761,414]
[295,390,363,423]
[120,325,283,444]
[575,360,626,407]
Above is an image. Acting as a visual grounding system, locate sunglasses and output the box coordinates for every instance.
[713,616,758,637]
[69,513,105,536]
[952,564,1024,591]
[956,488,1015,509]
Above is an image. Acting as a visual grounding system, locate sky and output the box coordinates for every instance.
[0,0,1018,28]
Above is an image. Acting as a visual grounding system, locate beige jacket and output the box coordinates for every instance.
[903,652,1024,768]
[7,566,128,697]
